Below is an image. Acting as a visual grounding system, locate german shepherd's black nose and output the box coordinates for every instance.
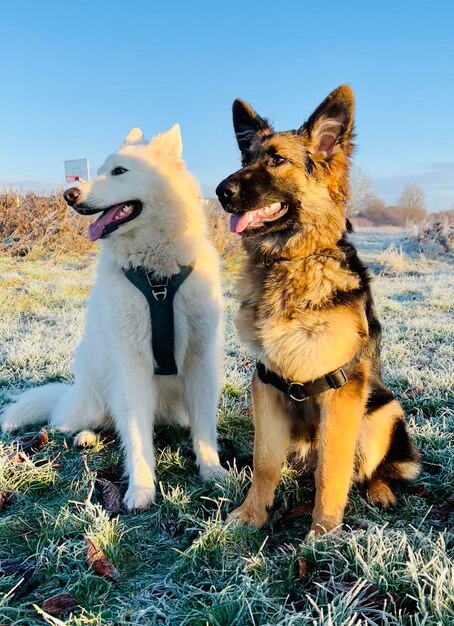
[64,187,80,206]
[216,179,239,205]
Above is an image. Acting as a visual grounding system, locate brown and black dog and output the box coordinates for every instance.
[216,85,420,536]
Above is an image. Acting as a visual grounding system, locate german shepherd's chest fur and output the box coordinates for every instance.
[236,240,369,383]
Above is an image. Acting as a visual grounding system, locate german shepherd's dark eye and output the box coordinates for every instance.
[111,166,129,176]
[271,155,286,166]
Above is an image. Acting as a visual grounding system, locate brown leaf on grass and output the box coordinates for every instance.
[0,557,27,575]
[411,483,429,498]
[18,429,49,454]
[160,519,183,538]
[429,492,454,522]
[96,478,123,517]
[295,557,309,578]
[284,501,314,520]
[8,429,49,464]
[329,578,399,610]
[42,593,79,617]
[0,491,13,512]
[96,465,123,483]
[85,538,120,583]
[8,451,27,464]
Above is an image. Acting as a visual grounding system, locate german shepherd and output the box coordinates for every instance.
[216,85,421,536]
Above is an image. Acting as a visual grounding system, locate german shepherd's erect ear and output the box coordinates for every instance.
[232,99,272,154]
[299,85,355,159]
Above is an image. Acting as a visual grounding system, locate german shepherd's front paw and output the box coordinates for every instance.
[228,503,269,528]
[307,515,342,538]
[123,484,156,512]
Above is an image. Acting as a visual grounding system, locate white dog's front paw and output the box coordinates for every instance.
[74,430,97,447]
[123,484,156,512]
[199,464,229,482]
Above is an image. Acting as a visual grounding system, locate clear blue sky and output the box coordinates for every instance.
[1,0,453,211]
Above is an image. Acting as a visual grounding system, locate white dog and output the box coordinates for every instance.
[1,124,227,510]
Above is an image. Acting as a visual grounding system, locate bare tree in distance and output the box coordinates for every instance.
[346,167,374,216]
[362,194,402,226]
[397,185,428,223]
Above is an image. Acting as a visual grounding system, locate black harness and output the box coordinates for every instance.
[257,355,359,401]
[122,265,193,375]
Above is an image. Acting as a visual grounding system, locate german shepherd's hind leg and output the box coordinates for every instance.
[310,379,367,537]
[229,370,291,528]
[357,394,421,508]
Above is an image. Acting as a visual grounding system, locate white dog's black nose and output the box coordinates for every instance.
[64,187,80,206]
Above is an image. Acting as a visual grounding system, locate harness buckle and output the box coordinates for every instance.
[325,367,348,389]
[152,286,168,301]
[288,382,308,402]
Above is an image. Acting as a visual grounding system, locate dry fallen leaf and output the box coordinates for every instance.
[429,492,454,522]
[8,451,27,465]
[96,478,123,517]
[8,429,50,464]
[42,593,79,617]
[295,557,309,578]
[0,491,13,512]
[284,501,314,520]
[18,429,49,454]
[85,538,120,583]
[0,557,27,576]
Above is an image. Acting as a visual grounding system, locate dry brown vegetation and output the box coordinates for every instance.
[0,191,237,262]
[2,190,452,265]
[0,189,95,260]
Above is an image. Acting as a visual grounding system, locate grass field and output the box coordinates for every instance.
[0,229,453,625]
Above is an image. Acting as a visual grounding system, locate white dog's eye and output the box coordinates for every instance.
[111,166,129,176]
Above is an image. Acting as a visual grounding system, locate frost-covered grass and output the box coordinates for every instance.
[0,230,453,625]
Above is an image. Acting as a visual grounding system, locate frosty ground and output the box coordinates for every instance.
[0,229,452,625]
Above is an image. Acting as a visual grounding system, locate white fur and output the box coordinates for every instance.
[1,125,227,510]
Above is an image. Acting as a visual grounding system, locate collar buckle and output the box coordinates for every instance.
[288,382,308,402]
[325,367,348,389]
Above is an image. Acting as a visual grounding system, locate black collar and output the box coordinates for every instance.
[122,265,193,375]
[257,355,360,401]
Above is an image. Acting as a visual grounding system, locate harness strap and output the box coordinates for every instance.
[256,355,360,401]
[122,265,193,375]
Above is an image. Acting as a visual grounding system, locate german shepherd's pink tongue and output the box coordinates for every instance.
[230,203,284,233]
[230,212,255,233]
[88,204,134,241]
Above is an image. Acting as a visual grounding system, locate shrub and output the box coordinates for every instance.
[0,189,95,259]
[406,219,454,256]
[0,191,239,262]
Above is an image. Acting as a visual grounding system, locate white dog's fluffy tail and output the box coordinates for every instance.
[1,383,68,432]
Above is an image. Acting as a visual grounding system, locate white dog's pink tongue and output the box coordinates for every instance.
[88,204,132,241]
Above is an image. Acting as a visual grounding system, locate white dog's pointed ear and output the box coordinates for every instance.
[149,124,183,159]
[124,127,146,146]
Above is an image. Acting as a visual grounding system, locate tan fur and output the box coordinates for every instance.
[229,371,291,528]
[357,400,403,480]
